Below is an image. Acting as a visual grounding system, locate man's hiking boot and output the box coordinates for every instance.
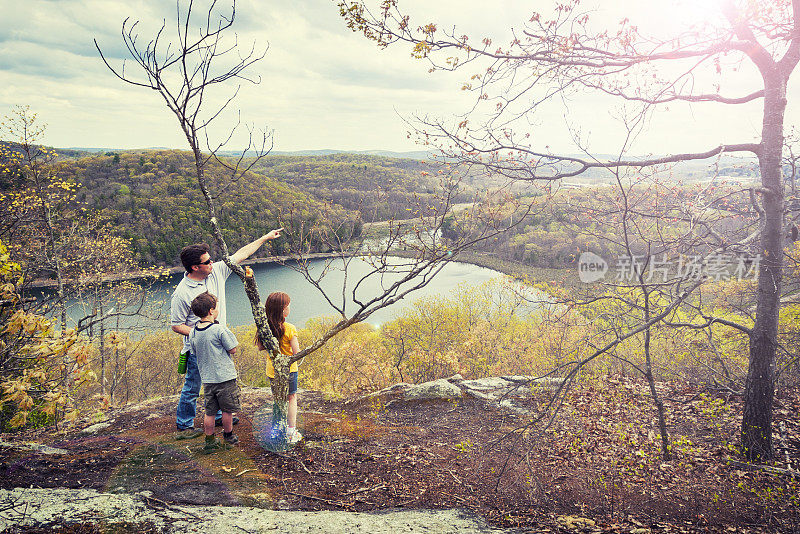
[201,437,231,454]
[175,428,204,440]
[223,432,239,445]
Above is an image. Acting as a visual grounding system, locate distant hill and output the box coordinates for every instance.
[54,147,762,180]
[246,153,474,221]
[1,146,470,267]
[60,147,171,154]
[2,143,765,268]
[266,149,435,160]
[48,150,359,266]
[58,147,436,161]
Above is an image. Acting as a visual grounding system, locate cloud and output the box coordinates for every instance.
[0,0,794,154]
[0,0,473,151]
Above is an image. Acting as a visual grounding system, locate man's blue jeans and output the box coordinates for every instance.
[176,351,221,429]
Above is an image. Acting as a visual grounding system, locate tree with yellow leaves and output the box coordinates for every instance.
[0,239,94,429]
[1,106,167,409]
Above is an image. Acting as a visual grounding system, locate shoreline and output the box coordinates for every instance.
[24,252,345,289]
[26,249,579,290]
[444,251,581,287]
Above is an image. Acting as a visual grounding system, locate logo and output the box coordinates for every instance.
[578,252,608,283]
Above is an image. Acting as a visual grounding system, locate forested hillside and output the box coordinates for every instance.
[442,183,760,269]
[247,153,474,220]
[0,141,765,271]
[49,150,363,266]
[8,149,474,267]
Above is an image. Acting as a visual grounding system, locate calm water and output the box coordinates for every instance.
[49,257,504,331]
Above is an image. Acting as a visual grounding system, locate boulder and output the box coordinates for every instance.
[403,379,462,401]
[347,375,564,411]
[80,422,112,435]
[460,377,514,392]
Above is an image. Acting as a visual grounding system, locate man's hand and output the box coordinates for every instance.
[263,227,283,241]
[231,228,284,264]
[172,324,192,336]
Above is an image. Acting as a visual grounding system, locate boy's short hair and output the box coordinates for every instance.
[191,292,218,318]
[180,243,210,273]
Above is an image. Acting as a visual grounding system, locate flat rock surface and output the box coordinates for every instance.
[404,378,463,400]
[0,487,505,533]
[0,386,535,533]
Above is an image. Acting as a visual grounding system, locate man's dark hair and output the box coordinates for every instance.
[180,243,210,273]
[190,292,218,319]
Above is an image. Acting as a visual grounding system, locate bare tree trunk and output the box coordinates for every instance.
[268,355,292,449]
[743,73,787,461]
[642,287,671,460]
[99,297,106,398]
[190,144,286,436]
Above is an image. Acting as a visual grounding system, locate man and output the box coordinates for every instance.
[171,229,282,438]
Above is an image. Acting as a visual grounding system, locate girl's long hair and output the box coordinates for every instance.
[265,291,290,342]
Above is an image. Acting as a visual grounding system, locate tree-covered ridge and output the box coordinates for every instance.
[1,147,475,268]
[444,183,759,270]
[47,149,359,267]
[247,153,474,220]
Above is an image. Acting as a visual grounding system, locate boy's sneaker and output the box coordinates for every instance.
[223,432,239,445]
[287,428,303,444]
[175,428,203,440]
[201,437,231,454]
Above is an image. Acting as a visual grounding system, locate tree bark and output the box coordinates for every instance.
[742,71,787,461]
[191,144,286,441]
[642,287,671,460]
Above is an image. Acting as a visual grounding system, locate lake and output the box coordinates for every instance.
[49,257,505,332]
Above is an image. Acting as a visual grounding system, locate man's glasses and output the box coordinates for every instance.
[198,258,213,265]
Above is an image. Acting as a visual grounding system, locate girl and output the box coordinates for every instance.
[258,291,302,443]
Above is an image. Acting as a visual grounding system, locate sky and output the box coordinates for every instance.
[0,0,796,156]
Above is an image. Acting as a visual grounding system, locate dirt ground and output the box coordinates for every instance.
[1,378,799,533]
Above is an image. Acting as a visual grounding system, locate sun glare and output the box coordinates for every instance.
[631,0,726,36]
[673,0,726,28]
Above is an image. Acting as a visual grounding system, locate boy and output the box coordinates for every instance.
[189,291,240,453]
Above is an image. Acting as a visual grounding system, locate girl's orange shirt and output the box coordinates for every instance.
[265,322,298,378]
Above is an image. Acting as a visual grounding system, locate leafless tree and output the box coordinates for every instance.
[96,0,524,445]
[339,0,799,460]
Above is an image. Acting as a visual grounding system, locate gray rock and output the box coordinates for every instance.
[460,377,513,391]
[404,379,463,401]
[0,487,509,533]
[0,439,68,455]
[457,375,564,416]
[348,374,563,412]
[501,375,535,383]
[461,388,497,401]
[499,399,533,416]
[80,422,112,435]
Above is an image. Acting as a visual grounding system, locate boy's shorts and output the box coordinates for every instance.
[204,379,240,415]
